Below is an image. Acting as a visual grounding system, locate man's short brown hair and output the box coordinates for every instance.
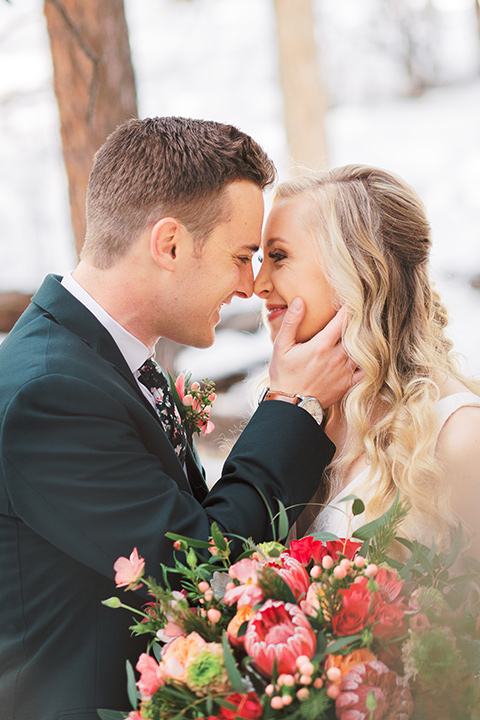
[82,116,276,268]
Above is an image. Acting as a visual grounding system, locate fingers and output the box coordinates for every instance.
[312,304,347,347]
[273,297,305,353]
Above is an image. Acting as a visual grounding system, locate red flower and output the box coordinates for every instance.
[244,599,316,677]
[332,581,375,636]
[332,603,370,636]
[288,536,327,565]
[219,692,262,719]
[335,660,413,720]
[372,600,407,641]
[324,539,362,561]
[266,553,310,600]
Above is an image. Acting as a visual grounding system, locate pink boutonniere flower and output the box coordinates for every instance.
[169,371,216,438]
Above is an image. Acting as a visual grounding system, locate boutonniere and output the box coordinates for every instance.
[168,371,216,438]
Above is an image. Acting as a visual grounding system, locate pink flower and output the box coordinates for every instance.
[244,599,316,677]
[183,394,193,407]
[175,373,185,401]
[268,553,310,601]
[201,419,215,436]
[335,660,413,720]
[136,653,164,699]
[375,568,404,604]
[224,558,264,608]
[113,547,145,590]
[409,613,431,633]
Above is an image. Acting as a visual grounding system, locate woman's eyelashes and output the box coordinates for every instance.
[268,250,287,263]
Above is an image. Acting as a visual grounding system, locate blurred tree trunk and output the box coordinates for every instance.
[44,0,137,256]
[273,0,329,172]
[0,293,32,333]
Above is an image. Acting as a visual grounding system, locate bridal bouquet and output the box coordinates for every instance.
[101,498,480,720]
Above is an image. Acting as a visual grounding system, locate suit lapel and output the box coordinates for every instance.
[30,275,201,497]
[185,442,208,503]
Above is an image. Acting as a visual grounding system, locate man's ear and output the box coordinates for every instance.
[150,217,185,271]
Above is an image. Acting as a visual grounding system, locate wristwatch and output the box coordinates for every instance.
[258,387,324,426]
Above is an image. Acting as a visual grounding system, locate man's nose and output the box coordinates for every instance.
[253,262,271,298]
[234,263,254,299]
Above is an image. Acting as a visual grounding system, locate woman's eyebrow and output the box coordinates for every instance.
[264,236,289,248]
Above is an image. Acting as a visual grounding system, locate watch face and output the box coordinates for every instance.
[299,398,324,424]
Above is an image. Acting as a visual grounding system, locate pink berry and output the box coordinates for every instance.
[326,684,341,700]
[322,555,334,570]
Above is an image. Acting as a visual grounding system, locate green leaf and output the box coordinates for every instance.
[352,498,365,516]
[126,660,139,710]
[167,372,187,420]
[253,486,275,536]
[222,631,245,692]
[441,523,464,570]
[457,636,480,675]
[275,497,290,541]
[310,531,341,542]
[165,531,211,549]
[211,522,227,551]
[97,711,128,720]
[353,491,400,541]
[326,634,362,653]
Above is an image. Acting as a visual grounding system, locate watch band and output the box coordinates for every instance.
[260,389,301,405]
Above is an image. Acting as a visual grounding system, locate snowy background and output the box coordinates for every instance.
[1,0,479,477]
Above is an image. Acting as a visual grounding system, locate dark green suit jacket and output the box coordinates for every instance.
[0,274,334,720]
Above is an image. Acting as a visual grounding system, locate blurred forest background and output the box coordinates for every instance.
[1,0,479,478]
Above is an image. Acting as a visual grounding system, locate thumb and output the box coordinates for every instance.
[273,297,305,353]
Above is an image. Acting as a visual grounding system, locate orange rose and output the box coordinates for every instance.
[227,605,255,647]
[325,648,376,682]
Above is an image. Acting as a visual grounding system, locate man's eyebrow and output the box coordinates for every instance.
[239,244,260,253]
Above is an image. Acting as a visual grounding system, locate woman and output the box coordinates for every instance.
[254,164,480,558]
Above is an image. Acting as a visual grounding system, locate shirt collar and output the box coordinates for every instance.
[61,272,153,373]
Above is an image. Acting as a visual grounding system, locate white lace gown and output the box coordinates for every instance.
[307,391,480,538]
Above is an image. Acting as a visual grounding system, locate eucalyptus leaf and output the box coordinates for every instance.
[126,660,139,709]
[222,631,245,692]
[353,491,400,541]
[352,498,365,516]
[310,531,341,542]
[97,711,128,720]
[326,633,362,653]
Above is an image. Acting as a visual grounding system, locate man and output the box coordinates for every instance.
[0,117,359,719]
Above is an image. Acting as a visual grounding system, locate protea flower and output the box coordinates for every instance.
[269,552,311,601]
[335,659,413,720]
[244,599,316,677]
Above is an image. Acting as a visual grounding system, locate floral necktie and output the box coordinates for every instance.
[137,358,187,465]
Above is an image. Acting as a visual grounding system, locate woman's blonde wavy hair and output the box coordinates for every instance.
[275,164,479,547]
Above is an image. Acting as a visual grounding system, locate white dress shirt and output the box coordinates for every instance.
[61,273,157,411]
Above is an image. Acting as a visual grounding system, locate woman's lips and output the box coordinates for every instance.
[266,305,288,322]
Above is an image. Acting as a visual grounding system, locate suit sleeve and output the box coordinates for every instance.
[1,373,334,584]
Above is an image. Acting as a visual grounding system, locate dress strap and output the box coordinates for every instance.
[435,391,480,430]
